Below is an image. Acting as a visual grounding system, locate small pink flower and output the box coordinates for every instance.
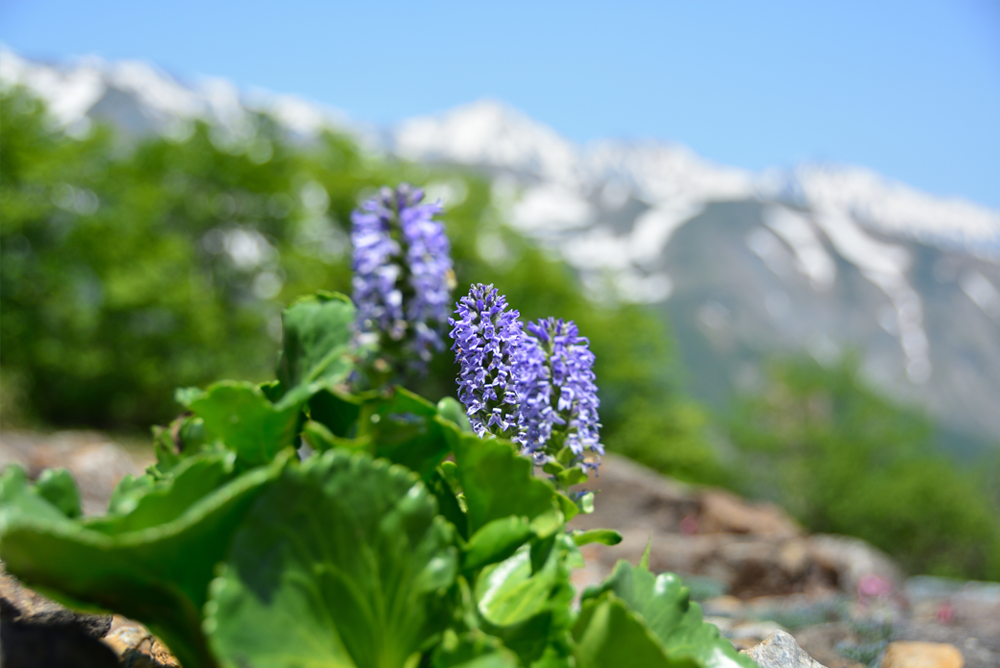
[857,574,893,600]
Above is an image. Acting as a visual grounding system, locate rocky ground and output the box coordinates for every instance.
[2,429,998,667]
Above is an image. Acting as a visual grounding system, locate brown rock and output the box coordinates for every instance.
[881,641,964,668]
[0,565,112,639]
[103,617,180,668]
[699,489,802,537]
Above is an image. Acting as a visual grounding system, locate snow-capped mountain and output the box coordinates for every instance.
[4,50,1000,446]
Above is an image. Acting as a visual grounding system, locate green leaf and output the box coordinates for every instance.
[571,529,623,547]
[530,509,565,540]
[572,594,696,668]
[182,380,303,468]
[428,468,469,541]
[34,468,82,519]
[437,396,473,433]
[300,419,371,453]
[447,428,556,534]
[308,387,370,437]
[474,536,580,665]
[433,631,520,668]
[582,560,756,668]
[359,387,451,478]
[206,450,458,668]
[151,414,210,475]
[556,468,588,488]
[463,516,534,571]
[275,291,355,393]
[84,452,238,535]
[474,544,562,627]
[554,492,581,522]
[0,457,288,668]
[107,474,156,515]
[0,466,74,527]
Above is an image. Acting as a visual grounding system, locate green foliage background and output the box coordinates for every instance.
[728,355,1000,580]
[2,86,998,581]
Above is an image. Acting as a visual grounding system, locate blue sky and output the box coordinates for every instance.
[2,0,999,208]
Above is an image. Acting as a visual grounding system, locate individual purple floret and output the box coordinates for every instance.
[351,184,454,373]
[449,284,524,438]
[516,318,603,470]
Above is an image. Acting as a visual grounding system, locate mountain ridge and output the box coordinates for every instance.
[3,49,999,445]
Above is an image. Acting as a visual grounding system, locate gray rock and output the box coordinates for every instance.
[741,630,828,668]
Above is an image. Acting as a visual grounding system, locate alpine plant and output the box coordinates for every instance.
[351,184,454,377]
[517,318,603,472]
[449,283,524,438]
[449,284,603,475]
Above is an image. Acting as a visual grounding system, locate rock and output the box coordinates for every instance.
[792,623,866,668]
[699,489,802,538]
[0,565,112,639]
[1,620,121,668]
[729,620,789,648]
[570,453,700,534]
[807,534,904,595]
[568,455,905,599]
[741,629,828,668]
[103,616,181,668]
[576,528,840,598]
[881,641,964,668]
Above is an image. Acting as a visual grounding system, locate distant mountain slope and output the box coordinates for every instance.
[4,50,999,444]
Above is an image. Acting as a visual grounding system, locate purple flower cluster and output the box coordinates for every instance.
[449,284,523,437]
[449,284,603,473]
[351,184,454,371]
[517,318,603,470]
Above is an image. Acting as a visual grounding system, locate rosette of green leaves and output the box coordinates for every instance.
[1,289,757,667]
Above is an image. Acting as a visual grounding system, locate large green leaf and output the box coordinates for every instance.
[582,558,756,668]
[205,450,458,668]
[0,458,287,668]
[84,451,238,535]
[276,291,355,393]
[572,594,696,668]
[181,380,303,468]
[446,428,556,534]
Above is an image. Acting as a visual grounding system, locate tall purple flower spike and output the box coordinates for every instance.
[517,318,603,471]
[351,184,454,372]
[449,284,524,438]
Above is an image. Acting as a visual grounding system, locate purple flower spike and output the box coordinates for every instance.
[517,318,603,470]
[449,284,524,437]
[351,184,454,374]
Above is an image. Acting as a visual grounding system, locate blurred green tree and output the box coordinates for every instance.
[728,354,1000,579]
